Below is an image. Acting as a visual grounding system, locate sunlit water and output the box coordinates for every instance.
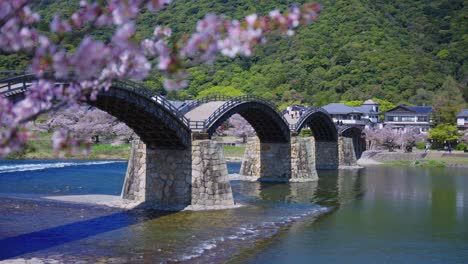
[0,160,467,263]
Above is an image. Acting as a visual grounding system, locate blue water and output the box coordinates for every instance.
[0,160,241,196]
[0,160,467,263]
[0,160,128,196]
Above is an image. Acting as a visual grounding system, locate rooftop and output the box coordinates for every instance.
[405,105,433,114]
[456,109,468,118]
[386,105,433,114]
[322,103,362,115]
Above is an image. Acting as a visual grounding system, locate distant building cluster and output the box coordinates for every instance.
[320,99,435,133]
[285,99,468,134]
[322,99,381,129]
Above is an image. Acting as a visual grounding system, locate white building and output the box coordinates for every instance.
[322,99,381,129]
[383,105,433,133]
[456,109,468,131]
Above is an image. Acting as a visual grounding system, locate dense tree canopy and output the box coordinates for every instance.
[428,124,460,145]
[1,0,466,109]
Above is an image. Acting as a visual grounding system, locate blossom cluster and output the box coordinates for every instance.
[364,126,426,152]
[0,0,320,156]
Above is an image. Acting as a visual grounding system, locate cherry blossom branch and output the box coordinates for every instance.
[0,0,321,156]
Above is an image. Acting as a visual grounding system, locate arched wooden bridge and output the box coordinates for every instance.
[0,71,366,210]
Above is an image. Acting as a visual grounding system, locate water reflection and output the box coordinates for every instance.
[233,167,468,264]
[233,181,319,205]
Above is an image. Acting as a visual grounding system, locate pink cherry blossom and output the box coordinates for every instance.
[0,1,321,156]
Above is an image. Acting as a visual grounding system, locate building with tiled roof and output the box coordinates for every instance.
[456,109,468,130]
[321,99,381,128]
[383,105,433,133]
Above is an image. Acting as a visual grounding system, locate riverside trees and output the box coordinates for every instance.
[364,126,425,152]
[0,0,321,156]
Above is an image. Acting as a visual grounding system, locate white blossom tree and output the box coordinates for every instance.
[46,106,134,144]
[365,126,427,152]
[364,126,399,152]
[226,114,256,143]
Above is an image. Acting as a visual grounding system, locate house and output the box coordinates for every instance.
[456,109,468,131]
[353,99,380,124]
[383,105,433,133]
[322,103,366,127]
[321,99,381,128]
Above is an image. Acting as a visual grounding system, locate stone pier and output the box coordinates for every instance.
[290,136,318,182]
[338,136,358,167]
[240,136,317,182]
[121,140,192,210]
[239,137,261,178]
[189,139,235,210]
[239,137,291,181]
[121,139,235,210]
[315,141,339,170]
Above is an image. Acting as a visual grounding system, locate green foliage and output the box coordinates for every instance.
[428,124,460,145]
[223,145,246,158]
[196,86,244,98]
[299,128,313,137]
[455,143,467,151]
[340,100,363,107]
[414,160,446,168]
[432,76,466,125]
[5,0,468,108]
[415,141,426,150]
[372,98,396,119]
[372,98,395,112]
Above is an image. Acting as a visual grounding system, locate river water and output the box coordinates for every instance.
[0,160,467,263]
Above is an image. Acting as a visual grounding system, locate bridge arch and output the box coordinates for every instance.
[184,94,291,180]
[339,125,366,160]
[0,74,191,149]
[202,96,290,143]
[1,73,195,208]
[294,108,337,141]
[292,108,338,169]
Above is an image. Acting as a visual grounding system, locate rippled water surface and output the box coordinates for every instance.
[0,160,467,263]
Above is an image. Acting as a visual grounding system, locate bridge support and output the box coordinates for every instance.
[315,141,339,170]
[290,136,318,182]
[190,139,235,209]
[121,140,192,210]
[122,139,235,210]
[338,136,358,167]
[240,137,291,181]
[240,136,317,181]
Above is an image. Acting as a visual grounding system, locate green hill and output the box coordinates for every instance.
[1,0,466,108]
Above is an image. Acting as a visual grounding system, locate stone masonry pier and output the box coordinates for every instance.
[338,136,358,167]
[121,139,235,210]
[240,136,318,182]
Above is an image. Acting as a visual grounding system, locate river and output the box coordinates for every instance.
[0,160,467,263]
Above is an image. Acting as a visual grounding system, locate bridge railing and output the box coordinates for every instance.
[201,94,289,131]
[0,70,30,81]
[289,107,329,131]
[181,94,233,113]
[0,73,191,128]
[189,121,205,130]
[0,73,36,96]
[338,124,364,136]
[106,80,191,128]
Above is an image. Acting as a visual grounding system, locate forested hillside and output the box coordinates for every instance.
[1,0,466,108]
